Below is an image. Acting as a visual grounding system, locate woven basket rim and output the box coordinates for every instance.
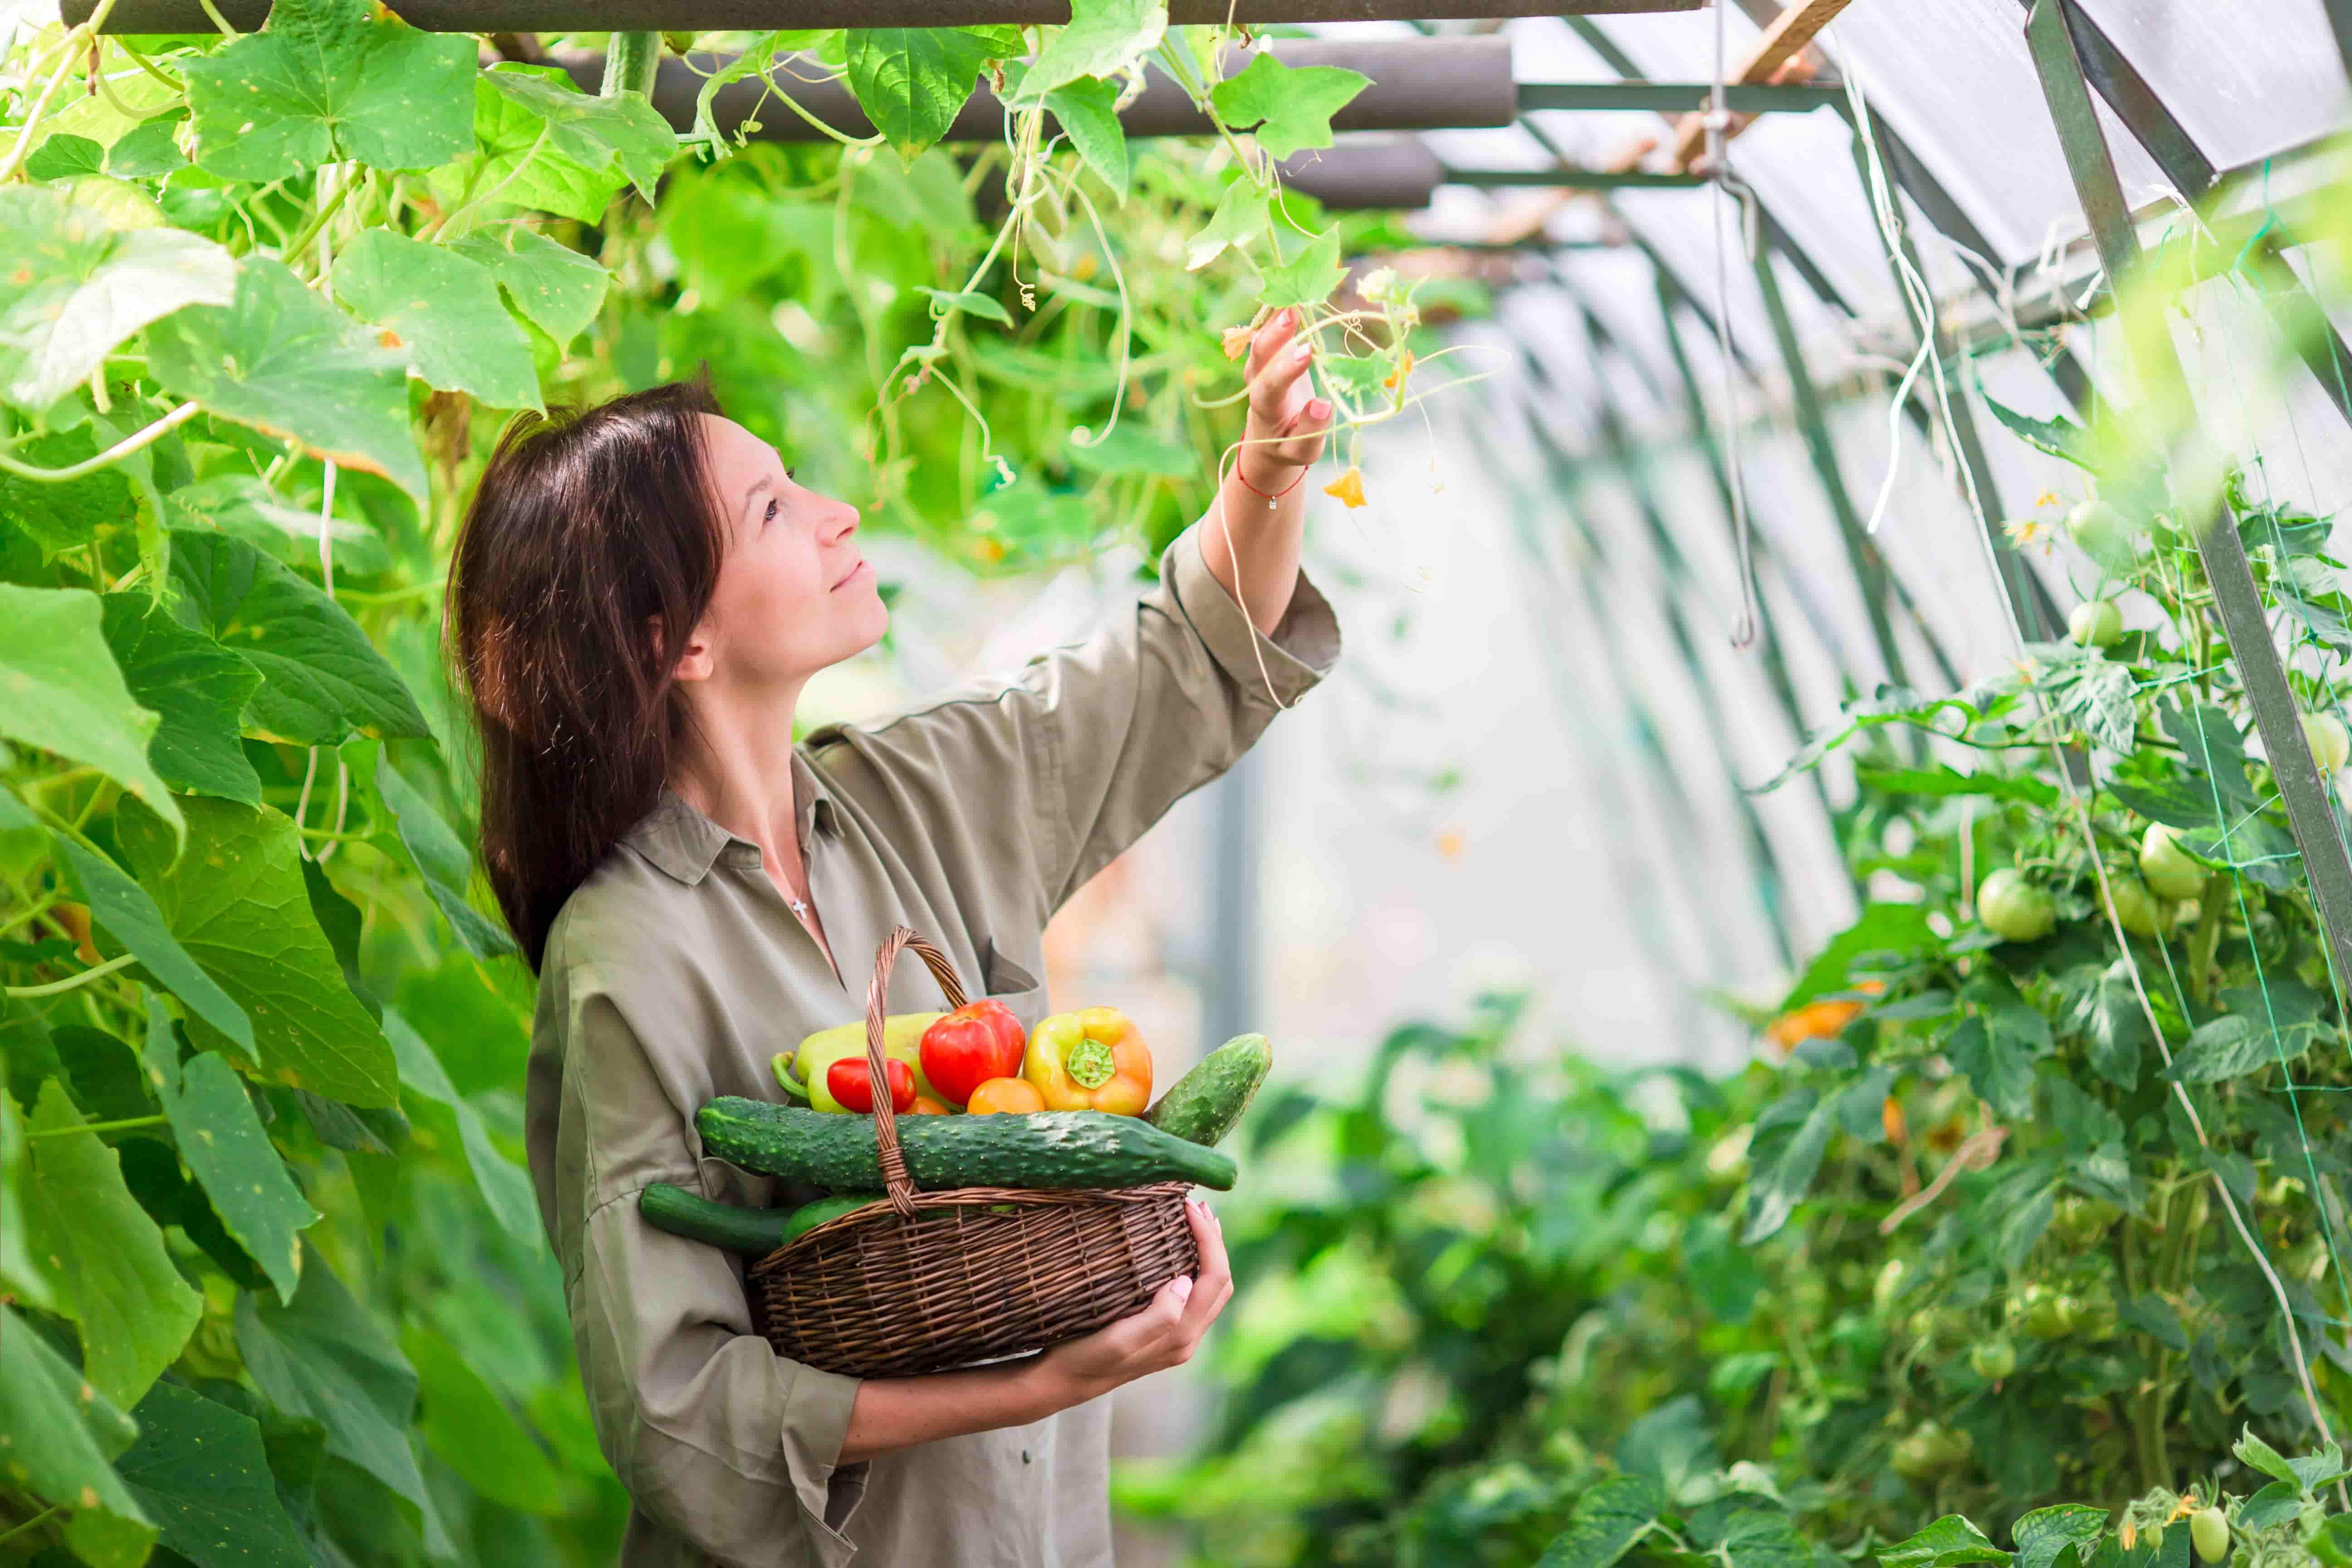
[750,1178,1195,1275]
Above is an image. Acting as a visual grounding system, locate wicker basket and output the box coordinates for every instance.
[748,926,1200,1378]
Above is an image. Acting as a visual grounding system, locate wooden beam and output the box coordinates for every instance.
[1667,0,1857,171]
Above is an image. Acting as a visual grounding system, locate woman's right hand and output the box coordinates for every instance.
[1034,1196,1232,1403]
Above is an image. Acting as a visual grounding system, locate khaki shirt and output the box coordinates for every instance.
[525,524,1339,1568]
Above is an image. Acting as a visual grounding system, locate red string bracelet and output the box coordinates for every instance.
[1233,463,1306,510]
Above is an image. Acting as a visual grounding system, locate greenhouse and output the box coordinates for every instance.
[4,0,2352,1563]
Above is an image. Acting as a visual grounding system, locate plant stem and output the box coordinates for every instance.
[282,169,356,267]
[5,952,136,998]
[0,402,201,483]
[0,1507,62,1549]
[0,0,116,183]
[24,1112,167,1138]
[2187,877,2230,1009]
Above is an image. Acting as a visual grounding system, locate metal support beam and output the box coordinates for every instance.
[575,35,1517,149]
[1516,81,1844,115]
[1749,229,1911,688]
[2331,0,2352,83]
[1443,168,1706,189]
[2024,0,2352,990]
[81,0,1699,29]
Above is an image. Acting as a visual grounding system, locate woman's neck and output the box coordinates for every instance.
[667,684,806,863]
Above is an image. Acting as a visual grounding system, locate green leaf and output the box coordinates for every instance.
[1945,1006,2049,1120]
[2288,1442,2350,1492]
[54,836,254,1052]
[26,132,107,181]
[479,64,677,205]
[1879,1516,2012,1568]
[384,1009,537,1242]
[121,1382,311,1568]
[28,1079,204,1410]
[1715,1511,1813,1568]
[2240,1480,2306,1531]
[166,473,392,577]
[141,990,318,1305]
[374,757,514,959]
[1209,52,1370,161]
[1741,1088,1837,1244]
[1981,393,2097,472]
[149,256,426,501]
[182,0,475,182]
[1615,1394,1717,1501]
[2163,703,2258,807]
[1779,902,1939,1011]
[336,231,543,412]
[1855,764,2059,806]
[2162,1012,2310,1083]
[107,114,191,181]
[100,593,264,804]
[0,184,237,411]
[0,584,183,838]
[0,1303,155,1568]
[2239,1424,2309,1485]
[1018,0,1168,99]
[1256,228,1344,310]
[2069,960,2151,1090]
[402,1325,566,1514]
[117,797,398,1108]
[1534,1475,1663,1568]
[1066,421,1199,479]
[169,529,428,746]
[0,428,140,556]
[450,229,609,347]
[1185,180,1268,271]
[1047,77,1129,199]
[913,285,1014,325]
[2014,1509,2108,1568]
[0,1090,59,1312]
[844,28,1001,161]
[235,1243,433,1521]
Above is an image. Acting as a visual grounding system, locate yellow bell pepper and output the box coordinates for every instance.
[1023,1007,1152,1116]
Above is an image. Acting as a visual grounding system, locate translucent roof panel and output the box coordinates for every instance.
[1810,0,2176,265]
[2073,0,2352,169]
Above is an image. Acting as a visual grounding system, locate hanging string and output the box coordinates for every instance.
[1707,0,1758,650]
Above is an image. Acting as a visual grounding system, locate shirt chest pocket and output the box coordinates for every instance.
[980,938,1048,1031]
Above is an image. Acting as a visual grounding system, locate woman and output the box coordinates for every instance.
[449,308,1339,1567]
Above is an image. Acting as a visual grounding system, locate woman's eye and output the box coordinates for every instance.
[764,498,779,524]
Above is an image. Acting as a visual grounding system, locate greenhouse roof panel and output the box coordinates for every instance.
[2071,0,2351,168]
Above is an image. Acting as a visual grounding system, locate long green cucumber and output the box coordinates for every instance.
[639,1184,887,1254]
[696,1098,1237,1191]
[1145,1033,1272,1147]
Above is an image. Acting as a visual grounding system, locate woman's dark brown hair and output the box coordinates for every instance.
[447,379,726,970]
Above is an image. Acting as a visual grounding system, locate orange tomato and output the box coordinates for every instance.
[965,1078,1046,1116]
[911,1096,950,1115]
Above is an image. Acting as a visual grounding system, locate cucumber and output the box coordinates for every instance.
[639,1184,887,1255]
[696,1098,1237,1192]
[1146,1033,1271,1147]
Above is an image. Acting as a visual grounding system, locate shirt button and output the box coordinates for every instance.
[1020,1450,1031,1464]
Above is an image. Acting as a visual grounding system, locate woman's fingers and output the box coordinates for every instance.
[1244,308,1300,383]
[1179,1199,1233,1338]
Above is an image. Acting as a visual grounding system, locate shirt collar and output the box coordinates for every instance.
[621,752,837,887]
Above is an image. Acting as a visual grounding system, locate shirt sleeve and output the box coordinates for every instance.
[812,522,1339,919]
[564,991,869,1568]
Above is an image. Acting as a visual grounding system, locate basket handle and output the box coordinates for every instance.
[866,926,970,1215]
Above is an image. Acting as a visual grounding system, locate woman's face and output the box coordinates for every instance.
[679,414,887,692]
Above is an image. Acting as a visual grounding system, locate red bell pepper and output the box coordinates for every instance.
[826,1057,916,1114]
[919,1000,1028,1108]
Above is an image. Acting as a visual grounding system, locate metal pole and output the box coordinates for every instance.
[1202,749,1260,1050]
[2024,0,2352,991]
[78,0,1699,30]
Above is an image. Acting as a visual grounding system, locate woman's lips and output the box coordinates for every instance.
[830,559,872,591]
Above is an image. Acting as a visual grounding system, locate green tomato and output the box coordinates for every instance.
[1906,1306,1973,1350]
[2007,1283,2079,1340]
[1873,1256,1911,1315]
[2191,1507,2230,1564]
[2104,874,2171,938]
[1890,1420,1973,1482]
[1969,1336,2016,1381]
[2069,599,2125,648]
[2051,1195,2122,1251]
[2141,823,2210,902]
[2304,712,2351,775]
[1979,868,2057,942]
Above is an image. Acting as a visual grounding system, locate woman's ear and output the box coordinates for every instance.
[654,614,718,683]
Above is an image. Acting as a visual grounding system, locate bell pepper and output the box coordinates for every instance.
[1023,1007,1152,1116]
[966,1077,1045,1115]
[781,1012,945,1112]
[919,1000,1028,1108]
[827,1057,915,1114]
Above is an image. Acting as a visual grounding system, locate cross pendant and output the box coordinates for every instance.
[789,898,808,917]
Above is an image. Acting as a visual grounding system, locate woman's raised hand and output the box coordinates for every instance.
[1035,1196,1234,1399]
[1239,308,1333,488]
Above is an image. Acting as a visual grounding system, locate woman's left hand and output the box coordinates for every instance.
[1239,309,1333,490]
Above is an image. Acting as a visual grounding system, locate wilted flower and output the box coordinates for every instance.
[1221,323,1254,360]
[1358,265,1398,304]
[1323,466,1367,508]
[2003,514,2050,551]
[1383,349,1415,390]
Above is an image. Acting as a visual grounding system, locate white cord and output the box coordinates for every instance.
[1709,0,1758,649]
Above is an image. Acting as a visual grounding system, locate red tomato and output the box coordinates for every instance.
[827,1057,916,1114]
[920,1000,1029,1108]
